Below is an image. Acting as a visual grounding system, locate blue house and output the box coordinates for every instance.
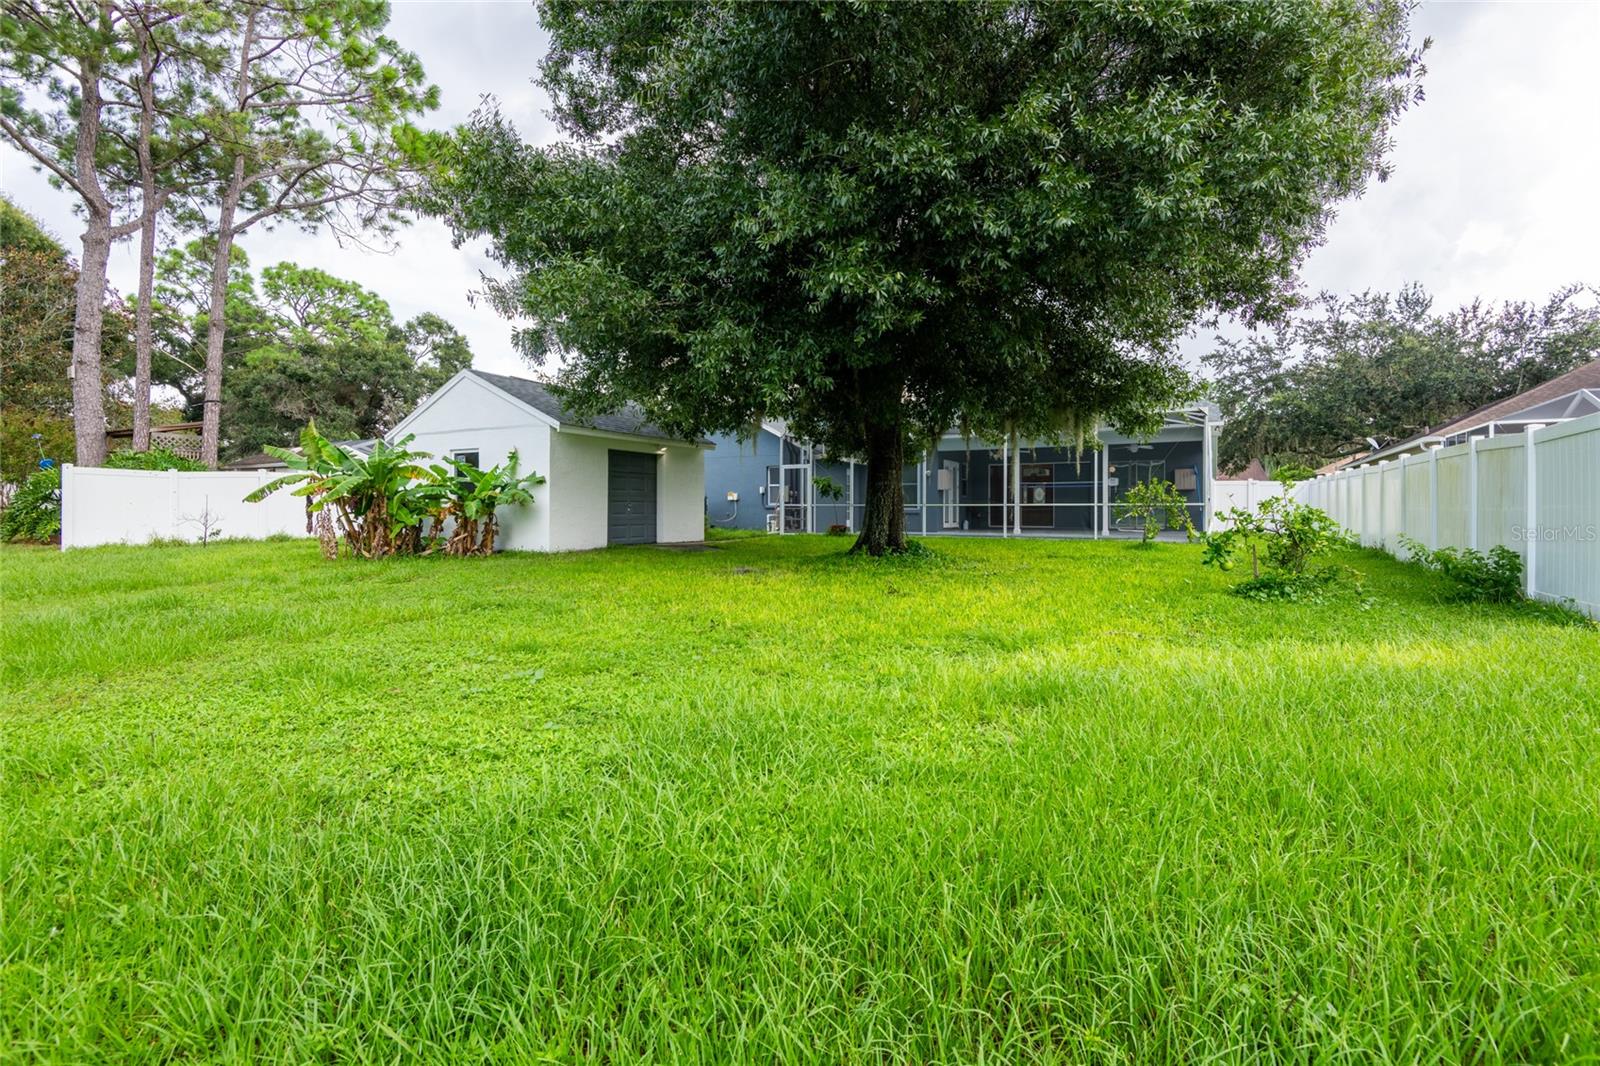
[705,404,1221,537]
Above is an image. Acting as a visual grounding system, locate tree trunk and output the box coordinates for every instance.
[199,204,236,468]
[200,8,256,469]
[68,46,113,468]
[131,25,160,452]
[851,422,907,556]
[71,220,112,467]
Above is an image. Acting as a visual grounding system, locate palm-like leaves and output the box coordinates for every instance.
[438,449,546,555]
[245,424,546,558]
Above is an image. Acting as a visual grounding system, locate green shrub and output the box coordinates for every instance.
[1204,494,1356,602]
[104,445,206,472]
[0,465,61,542]
[1397,536,1524,603]
[1114,479,1196,544]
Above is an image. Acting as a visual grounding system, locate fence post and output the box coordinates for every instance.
[59,464,74,550]
[1524,424,1542,598]
[1361,467,1372,547]
[170,467,181,541]
[1397,454,1408,554]
[1467,436,1479,552]
[1376,457,1388,550]
[1428,444,1441,550]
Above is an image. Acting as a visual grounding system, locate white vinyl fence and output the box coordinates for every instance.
[1293,411,1600,617]
[60,464,310,549]
[1208,479,1285,530]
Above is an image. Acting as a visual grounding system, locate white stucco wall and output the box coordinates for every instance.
[390,374,553,551]
[548,431,707,550]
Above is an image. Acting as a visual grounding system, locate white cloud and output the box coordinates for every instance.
[5,1,1597,381]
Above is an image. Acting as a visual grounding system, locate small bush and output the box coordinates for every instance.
[105,445,206,472]
[0,465,61,543]
[1204,494,1357,602]
[1397,536,1524,603]
[1114,479,1196,544]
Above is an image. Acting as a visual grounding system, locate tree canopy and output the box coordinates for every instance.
[132,240,472,460]
[1206,283,1600,471]
[428,0,1423,552]
[0,195,131,483]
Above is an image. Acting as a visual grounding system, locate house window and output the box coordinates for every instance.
[765,464,780,507]
[451,450,481,493]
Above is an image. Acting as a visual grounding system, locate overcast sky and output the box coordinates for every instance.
[3,1,1597,379]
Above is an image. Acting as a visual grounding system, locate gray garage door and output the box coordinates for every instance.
[607,450,658,545]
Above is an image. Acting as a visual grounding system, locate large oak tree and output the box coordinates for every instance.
[430,1,1423,553]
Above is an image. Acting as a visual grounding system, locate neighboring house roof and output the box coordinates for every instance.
[461,369,707,445]
[1217,459,1272,481]
[1316,453,1367,475]
[1361,358,1600,464]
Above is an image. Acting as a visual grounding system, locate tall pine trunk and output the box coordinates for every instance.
[851,421,908,556]
[200,8,255,469]
[71,221,112,467]
[69,52,111,468]
[132,207,157,452]
[199,192,239,468]
[131,24,160,452]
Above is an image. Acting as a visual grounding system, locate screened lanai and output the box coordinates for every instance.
[761,404,1220,538]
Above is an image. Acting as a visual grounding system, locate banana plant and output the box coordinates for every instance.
[436,449,546,555]
[245,423,436,558]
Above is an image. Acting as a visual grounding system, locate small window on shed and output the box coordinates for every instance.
[451,450,482,493]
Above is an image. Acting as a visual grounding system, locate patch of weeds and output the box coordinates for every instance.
[1396,536,1522,603]
[1232,563,1368,605]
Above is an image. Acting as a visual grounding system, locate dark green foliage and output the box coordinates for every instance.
[1397,536,1524,603]
[136,243,475,459]
[0,465,61,542]
[0,196,129,483]
[104,446,206,472]
[1205,494,1355,601]
[224,262,474,458]
[1208,284,1600,472]
[1114,478,1196,545]
[429,1,1423,553]
[1231,564,1364,605]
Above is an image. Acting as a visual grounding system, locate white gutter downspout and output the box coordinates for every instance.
[1000,434,1010,537]
[1012,429,1022,536]
[847,457,855,533]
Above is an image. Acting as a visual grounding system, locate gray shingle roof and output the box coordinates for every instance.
[467,369,701,444]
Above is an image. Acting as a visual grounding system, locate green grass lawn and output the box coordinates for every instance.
[3,535,1597,1062]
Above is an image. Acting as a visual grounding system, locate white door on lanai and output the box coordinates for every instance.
[941,460,961,528]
